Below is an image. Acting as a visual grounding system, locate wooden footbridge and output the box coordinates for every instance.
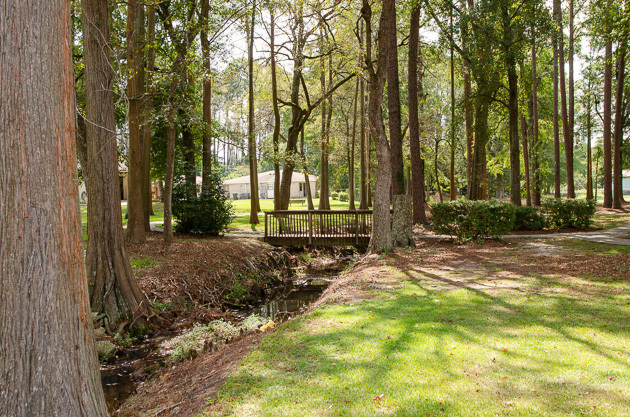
[264,210,373,247]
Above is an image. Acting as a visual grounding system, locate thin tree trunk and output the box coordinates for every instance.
[126,0,146,244]
[318,27,331,210]
[435,138,443,202]
[557,0,575,198]
[201,0,212,193]
[164,105,176,244]
[587,84,593,200]
[349,76,359,210]
[359,23,369,211]
[461,0,474,198]
[449,11,456,201]
[613,41,626,208]
[532,36,542,205]
[248,1,260,223]
[521,113,531,206]
[300,128,315,209]
[1,0,108,412]
[269,7,281,209]
[567,0,575,198]
[409,5,427,224]
[603,33,613,207]
[553,0,561,198]
[83,0,150,325]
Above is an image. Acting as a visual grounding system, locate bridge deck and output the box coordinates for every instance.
[264,210,373,247]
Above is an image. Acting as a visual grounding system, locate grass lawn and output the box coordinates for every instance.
[230,198,351,215]
[207,240,630,416]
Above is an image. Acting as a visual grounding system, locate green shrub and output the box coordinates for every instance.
[431,200,516,241]
[172,171,234,235]
[339,192,349,202]
[541,198,596,229]
[513,206,547,231]
[331,191,339,200]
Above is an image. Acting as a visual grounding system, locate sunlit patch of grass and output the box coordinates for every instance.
[128,256,160,270]
[591,213,630,230]
[207,264,630,416]
[556,239,630,255]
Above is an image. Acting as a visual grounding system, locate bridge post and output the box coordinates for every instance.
[355,211,359,246]
[308,211,313,245]
[264,212,268,238]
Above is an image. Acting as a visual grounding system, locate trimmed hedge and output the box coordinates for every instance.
[339,192,349,202]
[431,200,516,241]
[331,191,339,200]
[513,206,547,231]
[541,198,596,229]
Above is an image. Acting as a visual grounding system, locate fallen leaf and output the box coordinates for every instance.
[374,394,385,401]
[502,376,509,380]
[609,376,615,380]
[502,348,508,353]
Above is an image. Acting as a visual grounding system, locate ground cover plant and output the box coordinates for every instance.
[206,239,630,417]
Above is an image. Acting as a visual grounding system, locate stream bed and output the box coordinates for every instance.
[101,272,339,413]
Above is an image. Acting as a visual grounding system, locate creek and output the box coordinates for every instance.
[100,253,354,413]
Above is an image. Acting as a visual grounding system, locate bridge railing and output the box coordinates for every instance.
[264,210,373,247]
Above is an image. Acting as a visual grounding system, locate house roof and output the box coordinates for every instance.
[223,170,318,185]
[623,169,630,178]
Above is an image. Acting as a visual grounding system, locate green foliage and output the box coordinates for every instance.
[172,171,234,235]
[338,192,349,202]
[513,206,547,231]
[129,257,160,270]
[541,198,597,229]
[431,200,516,241]
[331,191,339,200]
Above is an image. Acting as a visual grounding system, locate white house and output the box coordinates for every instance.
[623,169,630,194]
[223,170,318,200]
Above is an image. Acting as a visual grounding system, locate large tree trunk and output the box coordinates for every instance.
[0,0,108,413]
[557,0,575,198]
[408,5,427,224]
[363,0,393,253]
[143,5,156,224]
[83,0,150,326]
[318,28,332,211]
[613,42,626,208]
[461,0,474,198]
[388,8,404,196]
[449,16,456,202]
[201,0,212,193]
[359,23,369,210]
[126,0,147,244]
[603,36,613,208]
[248,2,260,224]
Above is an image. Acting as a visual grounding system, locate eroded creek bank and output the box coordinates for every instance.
[98,237,358,415]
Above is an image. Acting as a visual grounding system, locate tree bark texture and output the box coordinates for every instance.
[363,0,393,253]
[126,0,147,244]
[408,6,427,224]
[552,8,561,198]
[143,5,156,224]
[532,38,542,206]
[349,76,359,210]
[83,0,150,325]
[269,8,282,209]
[388,8,404,196]
[359,24,369,210]
[0,0,108,413]
[392,196,415,247]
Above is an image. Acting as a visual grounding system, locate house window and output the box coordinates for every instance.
[299,183,304,192]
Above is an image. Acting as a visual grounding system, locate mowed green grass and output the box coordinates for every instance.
[230,198,351,215]
[207,251,630,416]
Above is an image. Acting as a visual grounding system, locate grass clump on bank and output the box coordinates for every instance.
[207,244,630,417]
[165,315,268,361]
